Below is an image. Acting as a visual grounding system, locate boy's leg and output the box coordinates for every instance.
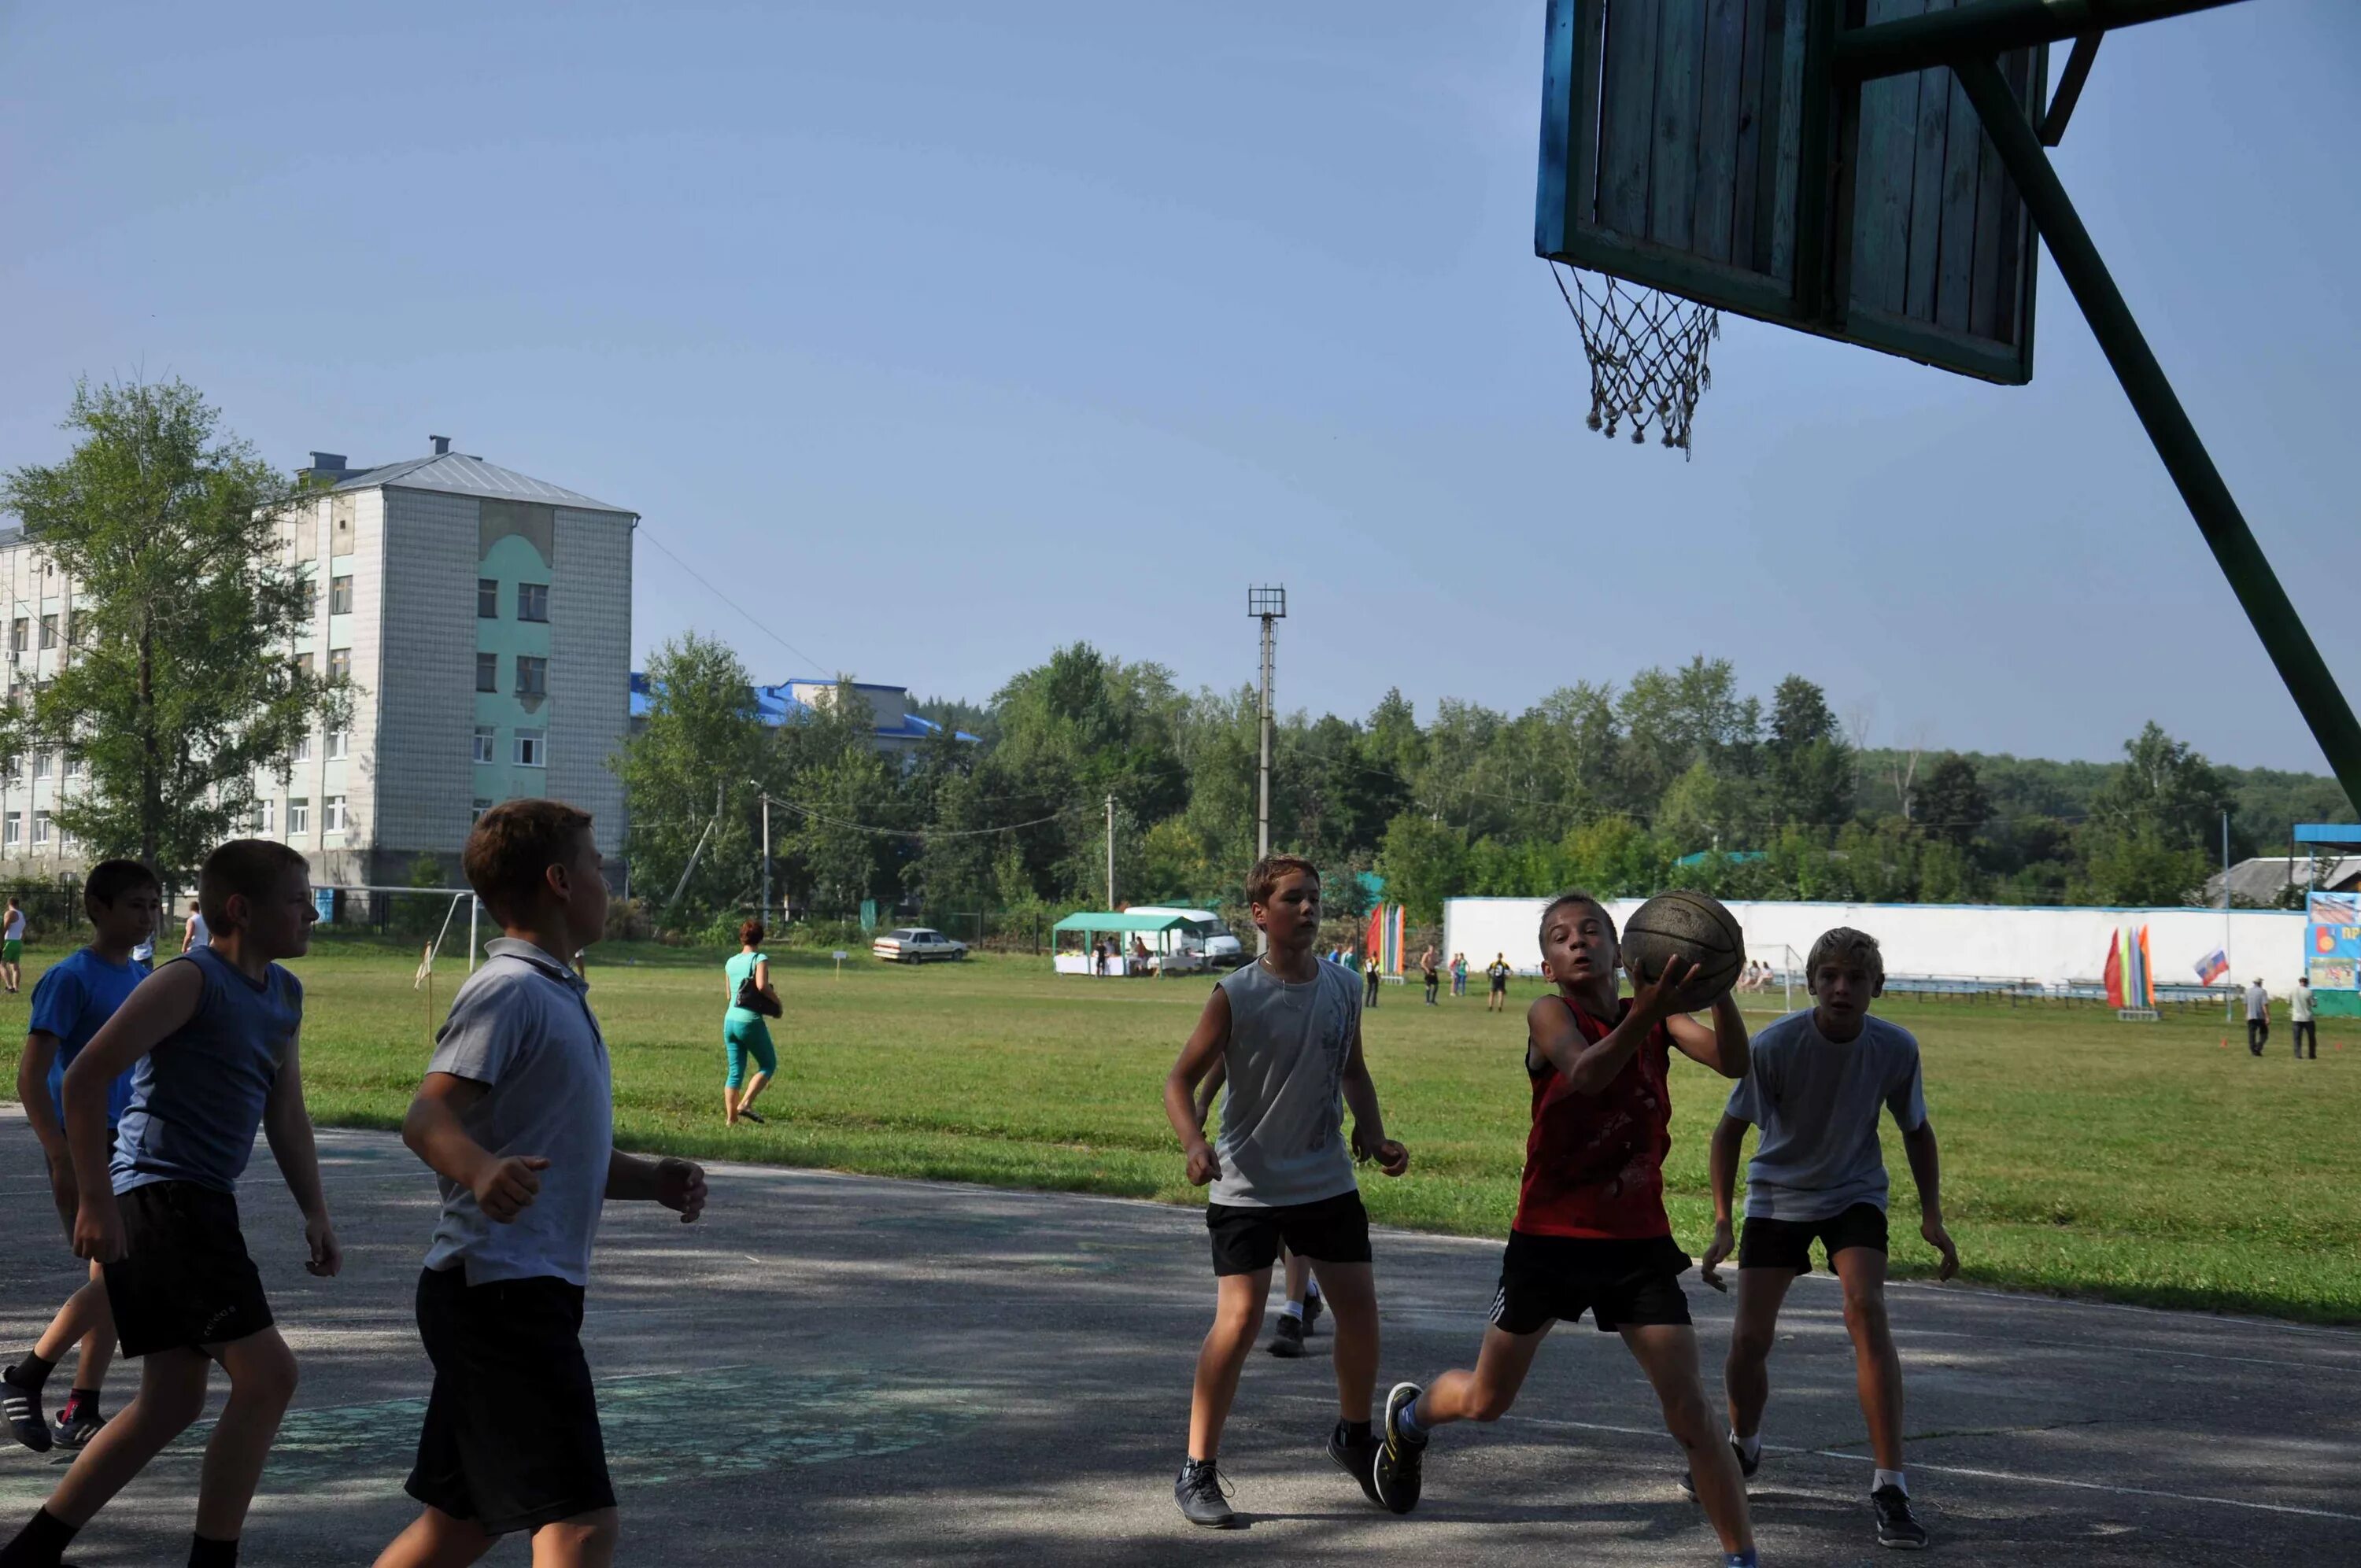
[1622,1324,1753,1556]
[1409,1322,1551,1428]
[192,1326,301,1543]
[530,1508,619,1568]
[1305,1260,1375,1424]
[372,1507,497,1568]
[1724,1267,1798,1448]
[41,1346,212,1527]
[1831,1247,1905,1474]
[1188,1270,1270,1460]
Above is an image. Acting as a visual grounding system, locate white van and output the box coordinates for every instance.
[1125,907,1245,968]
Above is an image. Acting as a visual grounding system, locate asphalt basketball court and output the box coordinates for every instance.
[0,1111,2352,1565]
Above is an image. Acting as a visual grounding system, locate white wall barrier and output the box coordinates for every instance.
[1444,896,2307,993]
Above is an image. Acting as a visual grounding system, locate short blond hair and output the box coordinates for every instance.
[1805,927,1885,991]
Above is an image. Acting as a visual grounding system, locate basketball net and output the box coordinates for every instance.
[1551,264,1718,458]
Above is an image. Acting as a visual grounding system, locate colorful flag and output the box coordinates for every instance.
[2102,936,2123,1008]
[2195,947,2228,987]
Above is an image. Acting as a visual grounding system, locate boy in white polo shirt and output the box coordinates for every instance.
[1700,927,1958,1552]
[373,801,708,1568]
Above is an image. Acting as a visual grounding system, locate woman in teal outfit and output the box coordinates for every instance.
[723,918,781,1125]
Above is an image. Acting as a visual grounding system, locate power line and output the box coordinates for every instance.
[635,523,833,677]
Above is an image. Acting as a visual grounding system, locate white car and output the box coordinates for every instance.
[873,927,967,964]
[1124,907,1246,968]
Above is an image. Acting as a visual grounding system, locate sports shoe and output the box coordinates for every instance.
[1268,1313,1306,1358]
[1175,1458,1239,1528]
[1373,1382,1426,1515]
[1302,1289,1323,1334]
[737,1109,767,1125]
[1,1367,52,1453]
[52,1396,105,1451]
[1326,1420,1383,1507]
[1679,1435,1760,1499]
[1873,1484,1929,1548]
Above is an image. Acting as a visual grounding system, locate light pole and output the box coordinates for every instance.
[1105,792,1117,910]
[746,779,772,929]
[1247,585,1286,955]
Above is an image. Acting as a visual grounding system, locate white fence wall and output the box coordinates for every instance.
[1444,897,2307,991]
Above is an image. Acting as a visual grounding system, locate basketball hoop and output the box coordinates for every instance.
[1550,263,1718,459]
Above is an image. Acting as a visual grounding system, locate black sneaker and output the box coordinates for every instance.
[1874,1484,1929,1548]
[1268,1313,1306,1358]
[1175,1458,1239,1529]
[52,1399,105,1451]
[1326,1420,1383,1507]
[1302,1289,1323,1335]
[1733,1435,1760,1481]
[1,1367,52,1453]
[1373,1382,1426,1515]
[737,1109,767,1125]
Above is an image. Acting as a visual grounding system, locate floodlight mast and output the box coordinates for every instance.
[1248,586,1287,956]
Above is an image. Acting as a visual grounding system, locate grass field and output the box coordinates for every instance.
[4,940,2355,1323]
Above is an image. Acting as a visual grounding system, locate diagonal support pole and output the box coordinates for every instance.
[1954,55,2361,810]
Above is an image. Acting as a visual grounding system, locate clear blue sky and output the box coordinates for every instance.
[5,2,2357,773]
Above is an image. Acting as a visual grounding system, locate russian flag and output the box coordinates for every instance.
[2195,947,2229,987]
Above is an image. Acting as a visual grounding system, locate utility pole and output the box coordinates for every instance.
[1105,792,1116,910]
[1248,586,1287,955]
[2222,809,2234,1025]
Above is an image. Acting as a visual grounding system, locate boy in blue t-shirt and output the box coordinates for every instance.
[3,861,161,1455]
[0,841,340,1568]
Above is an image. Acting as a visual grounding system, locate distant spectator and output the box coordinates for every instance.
[1,896,21,994]
[1363,950,1381,1008]
[181,898,209,954]
[2293,977,2316,1061]
[1485,952,1511,1013]
[1450,952,1468,998]
[2245,979,2269,1056]
[1421,945,1439,1006]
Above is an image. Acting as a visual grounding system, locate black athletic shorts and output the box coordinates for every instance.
[1489,1231,1692,1334]
[103,1181,275,1358]
[1738,1202,1888,1276]
[1205,1189,1373,1276]
[405,1267,615,1535]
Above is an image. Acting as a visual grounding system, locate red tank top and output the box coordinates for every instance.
[1513,994,1674,1240]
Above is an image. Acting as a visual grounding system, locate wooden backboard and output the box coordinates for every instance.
[1536,0,2046,384]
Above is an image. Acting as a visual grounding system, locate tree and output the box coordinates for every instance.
[612,633,767,927]
[1376,814,1468,928]
[1764,675,1853,828]
[2089,722,2235,851]
[1914,754,1991,849]
[0,380,347,876]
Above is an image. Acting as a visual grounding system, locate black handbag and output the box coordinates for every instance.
[735,955,782,1017]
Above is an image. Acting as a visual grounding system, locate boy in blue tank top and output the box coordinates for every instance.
[3,860,164,1457]
[0,840,339,1568]
[1161,854,1410,1529]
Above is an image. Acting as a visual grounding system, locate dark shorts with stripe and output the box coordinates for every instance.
[103,1181,275,1358]
[1489,1231,1693,1334]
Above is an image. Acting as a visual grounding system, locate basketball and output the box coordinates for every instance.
[1619,891,1745,1011]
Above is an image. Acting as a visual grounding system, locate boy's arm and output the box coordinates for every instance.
[61,962,205,1263]
[1161,987,1232,1186]
[1341,1016,1408,1176]
[1664,991,1750,1078]
[1529,959,1694,1094]
[1900,1118,1957,1280]
[17,1031,64,1154]
[402,1072,551,1224]
[262,1031,341,1277]
[604,1148,708,1221]
[1191,1058,1227,1131]
[1698,1113,1750,1289]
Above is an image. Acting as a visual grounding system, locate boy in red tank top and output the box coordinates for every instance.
[1370,891,1762,1566]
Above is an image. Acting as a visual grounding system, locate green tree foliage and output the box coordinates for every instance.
[0,381,350,876]
[612,633,767,927]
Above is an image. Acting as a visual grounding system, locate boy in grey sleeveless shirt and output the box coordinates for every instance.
[1161,855,1410,1529]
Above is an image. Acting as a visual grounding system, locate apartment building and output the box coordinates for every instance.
[0,439,636,886]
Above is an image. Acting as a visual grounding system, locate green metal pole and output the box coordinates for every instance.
[1955,55,2361,813]
[1834,0,2247,83]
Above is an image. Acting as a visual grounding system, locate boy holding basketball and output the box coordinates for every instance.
[1162,854,1408,1528]
[1373,891,1761,1567]
[1699,926,1954,1550]
[0,840,338,1568]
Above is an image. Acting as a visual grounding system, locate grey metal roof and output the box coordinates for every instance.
[329,453,633,515]
[2202,855,2361,905]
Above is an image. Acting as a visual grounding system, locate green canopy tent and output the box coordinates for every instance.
[1051,911,1191,976]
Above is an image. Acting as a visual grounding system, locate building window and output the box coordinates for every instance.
[291,732,312,764]
[328,647,351,682]
[31,751,49,780]
[472,726,496,764]
[326,728,350,760]
[326,795,349,834]
[516,582,549,623]
[294,651,315,681]
[289,798,310,836]
[478,578,499,618]
[2,815,18,850]
[66,753,85,780]
[253,799,277,835]
[472,798,493,822]
[31,811,49,848]
[514,730,545,768]
[8,618,24,654]
[330,575,353,615]
[57,827,76,855]
[476,652,497,693]
[38,614,57,650]
[515,655,548,697]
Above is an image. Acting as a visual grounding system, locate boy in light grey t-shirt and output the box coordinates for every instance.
[1700,928,1959,1553]
[1161,854,1408,1529]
